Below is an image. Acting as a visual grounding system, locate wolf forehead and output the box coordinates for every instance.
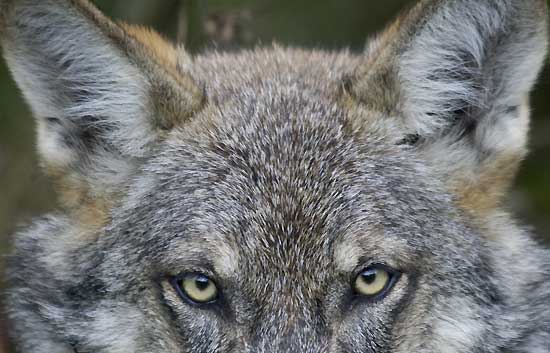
[190,48,360,104]
[110,49,456,281]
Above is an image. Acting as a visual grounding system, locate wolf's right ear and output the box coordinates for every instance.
[0,0,203,203]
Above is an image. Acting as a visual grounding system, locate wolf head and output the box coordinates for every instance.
[2,0,549,352]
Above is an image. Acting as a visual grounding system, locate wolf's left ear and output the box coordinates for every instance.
[0,0,203,207]
[352,0,548,213]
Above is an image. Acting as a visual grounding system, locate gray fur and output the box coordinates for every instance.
[2,0,549,352]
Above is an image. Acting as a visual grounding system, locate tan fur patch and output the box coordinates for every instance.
[44,165,111,233]
[453,153,523,216]
[120,24,180,72]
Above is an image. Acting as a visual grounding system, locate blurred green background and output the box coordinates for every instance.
[0,1,549,351]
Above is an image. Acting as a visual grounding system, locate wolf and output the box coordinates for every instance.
[1,0,549,352]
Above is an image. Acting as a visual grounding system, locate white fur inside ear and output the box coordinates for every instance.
[476,102,530,155]
[398,1,502,136]
[36,119,76,168]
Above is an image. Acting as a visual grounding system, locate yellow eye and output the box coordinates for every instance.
[353,266,397,299]
[174,273,219,304]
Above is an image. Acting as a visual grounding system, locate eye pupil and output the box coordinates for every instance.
[195,276,210,290]
[361,271,377,284]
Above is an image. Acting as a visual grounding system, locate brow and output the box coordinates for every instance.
[161,236,240,280]
[332,231,411,273]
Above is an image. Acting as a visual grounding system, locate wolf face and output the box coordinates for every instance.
[2,0,549,352]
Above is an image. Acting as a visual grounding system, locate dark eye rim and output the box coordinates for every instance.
[352,263,401,302]
[170,272,221,306]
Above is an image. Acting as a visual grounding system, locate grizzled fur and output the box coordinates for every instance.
[1,0,550,352]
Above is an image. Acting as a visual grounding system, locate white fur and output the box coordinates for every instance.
[476,101,530,155]
[35,118,77,167]
[212,241,240,279]
[85,304,143,353]
[431,298,484,352]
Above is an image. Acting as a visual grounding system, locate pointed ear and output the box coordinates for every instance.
[0,0,203,208]
[350,0,548,214]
